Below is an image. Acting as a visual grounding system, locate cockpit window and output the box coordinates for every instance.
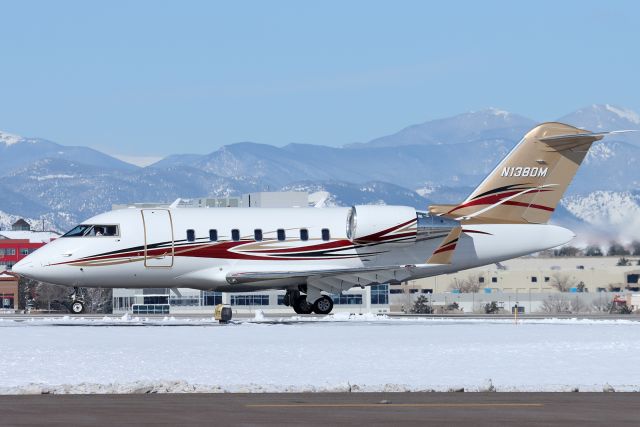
[63,225,92,237]
[63,224,120,237]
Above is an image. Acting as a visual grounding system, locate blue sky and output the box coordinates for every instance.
[1,0,639,162]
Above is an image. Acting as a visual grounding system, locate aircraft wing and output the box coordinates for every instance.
[226,264,417,285]
[226,228,464,293]
[227,264,421,294]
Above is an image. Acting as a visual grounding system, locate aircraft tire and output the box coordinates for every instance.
[70,301,85,314]
[312,296,334,315]
[293,296,313,315]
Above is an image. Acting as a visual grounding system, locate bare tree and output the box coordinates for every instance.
[591,297,613,313]
[84,288,113,313]
[34,282,69,311]
[449,274,483,293]
[18,277,39,310]
[540,294,571,313]
[570,295,587,313]
[550,273,577,292]
[554,246,582,257]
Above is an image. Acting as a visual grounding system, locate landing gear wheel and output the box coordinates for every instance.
[70,301,85,314]
[292,296,313,315]
[313,296,334,315]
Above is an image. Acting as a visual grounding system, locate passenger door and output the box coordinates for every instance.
[141,209,174,268]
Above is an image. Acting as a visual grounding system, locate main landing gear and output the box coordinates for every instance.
[283,290,334,315]
[68,287,86,314]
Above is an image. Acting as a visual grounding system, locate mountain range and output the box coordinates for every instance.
[1,104,639,241]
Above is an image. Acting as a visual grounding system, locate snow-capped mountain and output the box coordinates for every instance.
[0,130,136,174]
[559,104,640,134]
[562,191,640,240]
[1,158,256,230]
[150,105,639,193]
[1,104,638,237]
[153,139,513,189]
[351,108,536,148]
[282,181,432,208]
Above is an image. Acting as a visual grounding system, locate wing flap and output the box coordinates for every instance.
[426,227,462,265]
[226,264,417,285]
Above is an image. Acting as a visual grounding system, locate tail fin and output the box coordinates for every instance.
[429,122,617,224]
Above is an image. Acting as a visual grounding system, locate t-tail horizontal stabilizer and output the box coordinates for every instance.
[426,227,462,265]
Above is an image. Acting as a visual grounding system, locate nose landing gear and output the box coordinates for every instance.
[68,287,86,314]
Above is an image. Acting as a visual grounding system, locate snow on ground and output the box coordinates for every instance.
[1,316,639,394]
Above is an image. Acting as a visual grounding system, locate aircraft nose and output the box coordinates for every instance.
[12,257,35,277]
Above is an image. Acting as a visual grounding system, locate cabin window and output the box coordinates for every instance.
[300,229,309,241]
[209,229,218,241]
[254,229,263,241]
[531,277,538,283]
[321,228,330,241]
[186,229,195,242]
[491,277,498,283]
[231,229,240,241]
[277,229,286,241]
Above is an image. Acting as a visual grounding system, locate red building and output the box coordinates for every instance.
[0,219,59,270]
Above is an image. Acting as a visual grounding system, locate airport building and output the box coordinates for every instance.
[399,256,640,294]
[112,285,390,316]
[391,256,640,313]
[0,272,18,311]
[0,219,59,310]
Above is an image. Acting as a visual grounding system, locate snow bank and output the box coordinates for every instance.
[1,318,639,394]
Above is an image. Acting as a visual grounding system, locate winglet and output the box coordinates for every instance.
[426,227,462,265]
[169,198,182,209]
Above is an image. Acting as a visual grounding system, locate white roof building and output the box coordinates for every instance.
[0,231,59,243]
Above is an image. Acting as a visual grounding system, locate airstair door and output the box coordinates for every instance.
[141,209,175,268]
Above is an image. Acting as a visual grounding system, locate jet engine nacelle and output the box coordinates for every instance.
[346,205,417,245]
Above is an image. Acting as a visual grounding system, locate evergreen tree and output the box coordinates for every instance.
[410,295,433,314]
[608,242,630,256]
[616,257,631,266]
[585,245,603,256]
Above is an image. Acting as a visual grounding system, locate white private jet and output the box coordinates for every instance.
[12,123,629,314]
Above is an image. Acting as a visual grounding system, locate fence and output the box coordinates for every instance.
[391,291,638,314]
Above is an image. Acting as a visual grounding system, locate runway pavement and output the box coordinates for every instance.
[0,392,638,426]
